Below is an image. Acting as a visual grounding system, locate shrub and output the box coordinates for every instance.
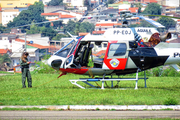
[32,61,59,74]
[152,67,163,77]
[164,98,178,105]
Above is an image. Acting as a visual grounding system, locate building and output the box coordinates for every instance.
[41,0,51,5]
[0,33,18,51]
[41,9,83,24]
[0,49,11,55]
[44,6,65,13]
[11,38,52,67]
[63,0,91,7]
[0,9,20,26]
[95,23,122,31]
[0,0,39,8]
[71,0,84,7]
[157,0,180,7]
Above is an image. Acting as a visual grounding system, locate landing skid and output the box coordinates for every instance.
[69,71,148,89]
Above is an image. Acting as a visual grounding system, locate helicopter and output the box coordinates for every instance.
[47,29,180,89]
[45,10,180,89]
[7,10,180,89]
[46,11,180,89]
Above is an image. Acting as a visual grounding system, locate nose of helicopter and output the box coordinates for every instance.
[48,55,63,70]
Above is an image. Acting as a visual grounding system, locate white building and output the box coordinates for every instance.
[1,9,19,26]
[71,0,84,7]
[165,0,179,7]
[41,10,83,24]
[19,34,50,46]
[41,0,51,5]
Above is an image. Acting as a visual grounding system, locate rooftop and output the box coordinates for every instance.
[15,39,49,49]
[0,49,11,55]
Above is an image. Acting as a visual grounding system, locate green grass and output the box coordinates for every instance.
[0,73,180,105]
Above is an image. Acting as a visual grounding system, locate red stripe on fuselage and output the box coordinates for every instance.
[59,68,88,74]
[104,40,127,70]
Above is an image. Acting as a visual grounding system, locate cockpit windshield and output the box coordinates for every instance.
[54,40,76,58]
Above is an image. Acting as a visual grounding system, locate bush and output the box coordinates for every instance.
[32,61,59,74]
[151,67,163,77]
[164,98,178,105]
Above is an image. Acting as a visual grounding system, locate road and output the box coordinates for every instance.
[1,111,180,119]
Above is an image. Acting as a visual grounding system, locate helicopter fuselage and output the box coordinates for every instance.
[48,28,180,76]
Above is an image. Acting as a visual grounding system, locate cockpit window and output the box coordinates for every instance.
[108,43,127,57]
[55,40,76,58]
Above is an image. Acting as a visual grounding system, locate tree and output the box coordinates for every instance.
[143,3,161,15]
[157,17,176,30]
[52,21,63,29]
[52,34,68,40]
[63,20,77,35]
[79,22,95,33]
[0,24,6,33]
[134,3,142,13]
[26,23,41,34]
[47,0,64,6]
[64,21,95,35]
[41,27,58,40]
[7,1,47,32]
[0,54,11,71]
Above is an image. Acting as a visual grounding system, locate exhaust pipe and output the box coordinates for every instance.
[160,32,171,42]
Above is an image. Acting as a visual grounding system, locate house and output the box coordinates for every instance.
[11,38,52,67]
[0,33,18,50]
[19,34,50,46]
[157,0,179,7]
[95,23,122,31]
[41,12,76,24]
[44,5,65,13]
[41,0,51,5]
[63,0,91,7]
[0,49,11,55]
[0,9,20,26]
[0,0,39,8]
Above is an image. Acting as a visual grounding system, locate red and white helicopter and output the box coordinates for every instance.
[47,24,180,89]
[12,10,180,89]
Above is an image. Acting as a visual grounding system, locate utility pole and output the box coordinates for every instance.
[24,33,27,52]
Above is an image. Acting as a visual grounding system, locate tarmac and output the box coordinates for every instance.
[1,105,180,110]
[1,106,180,119]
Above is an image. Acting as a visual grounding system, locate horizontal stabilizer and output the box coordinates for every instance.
[171,64,180,72]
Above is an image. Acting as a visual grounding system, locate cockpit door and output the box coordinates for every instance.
[102,41,130,70]
[64,54,75,69]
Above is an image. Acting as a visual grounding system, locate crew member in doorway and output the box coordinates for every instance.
[20,52,32,88]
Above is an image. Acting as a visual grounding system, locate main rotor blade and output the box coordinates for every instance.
[137,15,165,28]
[10,17,75,28]
[146,15,180,19]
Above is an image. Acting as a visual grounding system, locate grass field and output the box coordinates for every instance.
[0,72,180,105]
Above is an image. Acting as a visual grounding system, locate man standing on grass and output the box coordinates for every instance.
[20,52,32,88]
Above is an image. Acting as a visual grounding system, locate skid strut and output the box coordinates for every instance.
[69,70,148,89]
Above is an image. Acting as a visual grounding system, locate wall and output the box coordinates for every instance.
[71,0,84,7]
[0,0,39,8]
[1,9,19,26]
[166,0,179,7]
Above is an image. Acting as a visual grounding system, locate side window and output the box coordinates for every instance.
[55,40,75,58]
[108,43,127,57]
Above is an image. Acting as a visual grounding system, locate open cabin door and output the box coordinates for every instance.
[102,41,130,70]
[64,54,75,69]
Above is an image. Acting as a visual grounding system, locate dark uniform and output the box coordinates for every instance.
[20,58,32,88]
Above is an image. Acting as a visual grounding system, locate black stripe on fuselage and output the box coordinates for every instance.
[113,47,169,75]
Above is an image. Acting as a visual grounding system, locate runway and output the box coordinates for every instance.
[1,111,180,119]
